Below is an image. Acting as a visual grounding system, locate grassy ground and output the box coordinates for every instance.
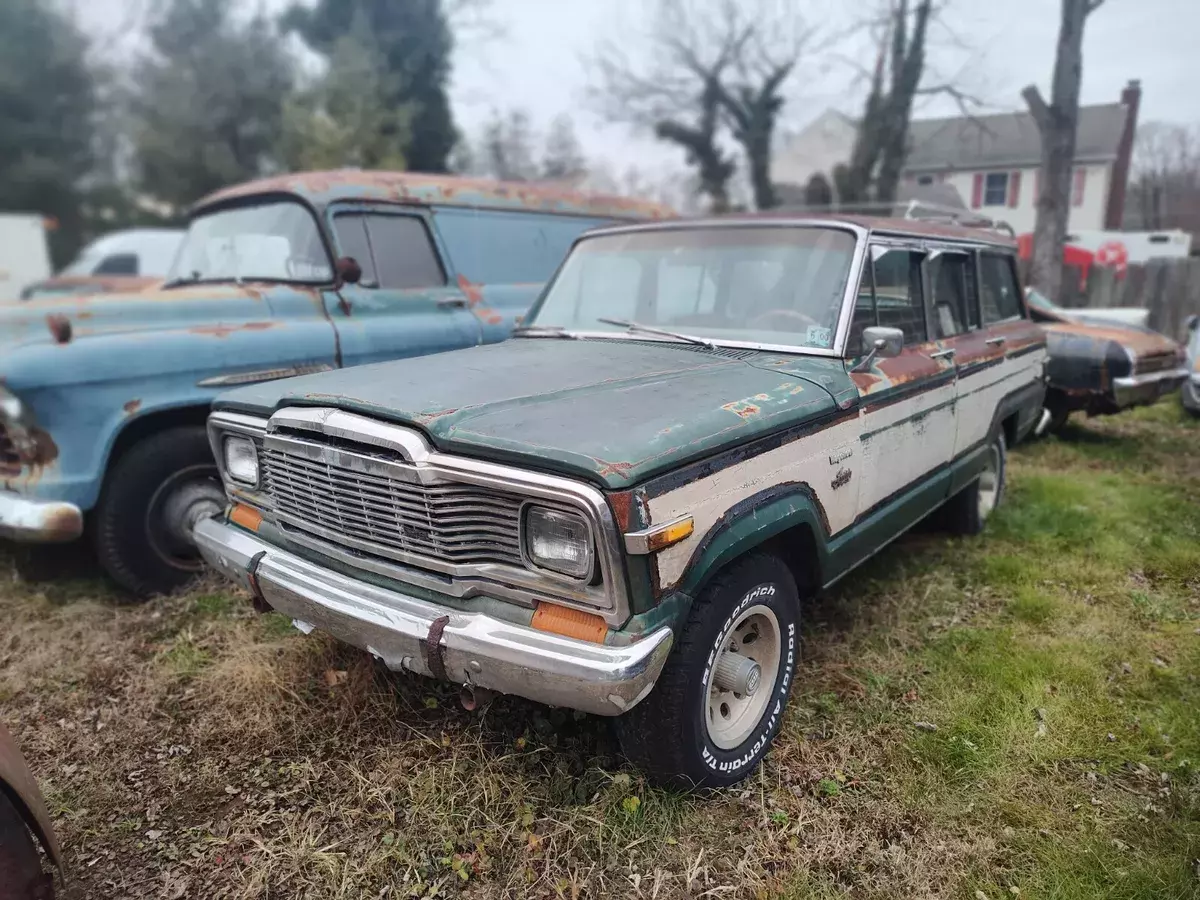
[2,401,1198,899]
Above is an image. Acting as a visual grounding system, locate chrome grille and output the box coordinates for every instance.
[262,442,525,568]
[1135,351,1181,375]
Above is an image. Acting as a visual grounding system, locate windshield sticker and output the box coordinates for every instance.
[806,325,833,348]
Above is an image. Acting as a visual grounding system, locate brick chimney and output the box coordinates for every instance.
[1104,79,1141,229]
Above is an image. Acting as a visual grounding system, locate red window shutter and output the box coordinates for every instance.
[1072,168,1086,207]
[1008,171,1022,208]
[971,173,983,208]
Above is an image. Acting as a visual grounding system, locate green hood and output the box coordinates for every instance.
[216,338,851,489]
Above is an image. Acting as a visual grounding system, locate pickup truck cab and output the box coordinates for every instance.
[0,171,670,596]
[197,214,1046,787]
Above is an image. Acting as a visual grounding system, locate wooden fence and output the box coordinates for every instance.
[1053,258,1200,340]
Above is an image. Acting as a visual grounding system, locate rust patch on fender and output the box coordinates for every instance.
[188,321,278,339]
[595,459,634,479]
[123,399,142,416]
[45,314,72,345]
[607,490,635,532]
[414,408,459,425]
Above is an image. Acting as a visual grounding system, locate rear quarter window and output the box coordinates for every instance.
[432,209,611,285]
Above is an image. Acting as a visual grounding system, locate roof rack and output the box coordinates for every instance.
[772,200,1016,237]
[899,200,1017,236]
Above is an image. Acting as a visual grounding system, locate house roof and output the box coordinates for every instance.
[903,102,1131,173]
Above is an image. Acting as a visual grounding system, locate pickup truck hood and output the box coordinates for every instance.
[0,282,311,355]
[216,338,849,489]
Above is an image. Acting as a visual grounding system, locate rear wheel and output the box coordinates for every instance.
[93,426,224,599]
[615,552,800,789]
[943,431,1006,536]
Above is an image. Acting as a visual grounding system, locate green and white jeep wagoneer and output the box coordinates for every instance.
[197,214,1048,787]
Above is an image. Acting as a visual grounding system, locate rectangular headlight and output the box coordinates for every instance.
[524,506,593,578]
[224,435,259,486]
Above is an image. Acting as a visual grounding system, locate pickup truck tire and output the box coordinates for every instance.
[614,552,799,789]
[942,431,1007,536]
[93,426,224,599]
[0,789,54,899]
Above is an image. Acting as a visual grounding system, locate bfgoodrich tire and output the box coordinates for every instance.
[92,426,225,599]
[943,431,1007,536]
[615,552,800,789]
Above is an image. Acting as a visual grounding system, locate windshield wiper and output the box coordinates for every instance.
[597,317,717,349]
[512,325,579,339]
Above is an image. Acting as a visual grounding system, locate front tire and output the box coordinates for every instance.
[943,431,1007,536]
[93,426,225,599]
[1182,380,1200,418]
[615,552,800,789]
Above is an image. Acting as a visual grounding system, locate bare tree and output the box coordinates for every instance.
[1128,121,1200,232]
[1022,0,1105,300]
[588,0,814,211]
[838,0,935,205]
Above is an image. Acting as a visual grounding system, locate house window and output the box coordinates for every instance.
[1072,168,1087,207]
[917,174,935,186]
[983,172,1009,207]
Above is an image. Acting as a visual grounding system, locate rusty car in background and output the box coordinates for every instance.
[1025,287,1188,433]
[0,171,672,597]
[0,722,63,899]
[18,228,184,302]
[196,212,1046,787]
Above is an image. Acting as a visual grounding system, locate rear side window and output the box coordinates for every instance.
[871,248,927,345]
[332,213,445,290]
[979,252,1023,323]
[433,208,607,285]
[929,253,975,338]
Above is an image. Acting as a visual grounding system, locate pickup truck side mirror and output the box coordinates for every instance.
[851,326,905,373]
[335,256,362,285]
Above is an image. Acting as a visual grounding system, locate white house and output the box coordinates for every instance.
[774,81,1142,235]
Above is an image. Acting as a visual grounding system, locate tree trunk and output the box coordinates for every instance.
[1024,0,1098,301]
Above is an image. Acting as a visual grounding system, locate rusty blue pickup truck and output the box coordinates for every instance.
[0,171,670,596]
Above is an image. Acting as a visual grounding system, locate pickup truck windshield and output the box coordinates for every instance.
[168,201,331,285]
[529,226,857,350]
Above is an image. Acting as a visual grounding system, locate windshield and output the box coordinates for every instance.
[528,226,858,351]
[168,201,331,284]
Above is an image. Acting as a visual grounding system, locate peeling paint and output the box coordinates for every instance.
[45,314,72,345]
[188,321,278,339]
[123,399,142,416]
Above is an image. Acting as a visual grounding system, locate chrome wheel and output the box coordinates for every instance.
[977,443,1002,521]
[704,604,782,750]
[146,464,224,570]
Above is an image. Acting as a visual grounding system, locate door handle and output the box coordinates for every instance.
[986,336,1007,346]
[930,348,957,360]
[437,296,468,309]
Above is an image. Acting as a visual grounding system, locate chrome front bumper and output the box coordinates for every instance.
[194,517,673,716]
[0,491,83,542]
[1112,366,1190,407]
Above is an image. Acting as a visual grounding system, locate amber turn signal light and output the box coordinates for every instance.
[530,602,607,644]
[230,503,263,532]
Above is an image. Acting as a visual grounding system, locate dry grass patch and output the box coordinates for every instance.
[1,399,1198,898]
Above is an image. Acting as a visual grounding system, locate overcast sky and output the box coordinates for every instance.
[80,0,1200,174]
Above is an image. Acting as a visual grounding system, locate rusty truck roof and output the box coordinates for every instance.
[192,170,675,221]
[588,211,1018,249]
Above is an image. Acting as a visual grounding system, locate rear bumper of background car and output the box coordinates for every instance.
[1111,367,1189,408]
[0,491,83,543]
[194,516,673,716]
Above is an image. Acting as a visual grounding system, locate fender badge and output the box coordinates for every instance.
[829,447,854,465]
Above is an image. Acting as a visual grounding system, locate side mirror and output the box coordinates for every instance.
[335,256,362,285]
[850,326,905,373]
